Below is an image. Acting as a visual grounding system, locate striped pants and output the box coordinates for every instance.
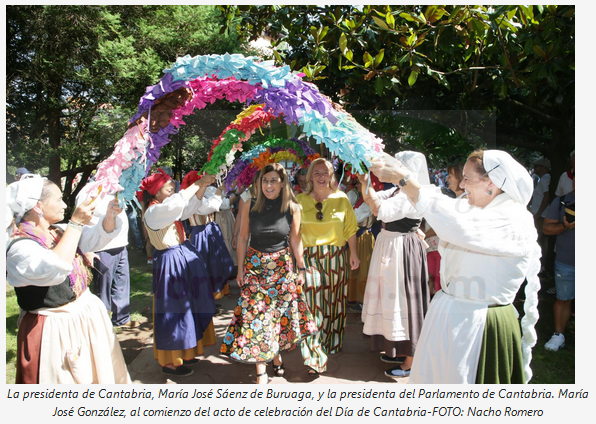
[301,245,348,373]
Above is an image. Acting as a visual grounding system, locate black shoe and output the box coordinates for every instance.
[272,362,285,377]
[349,302,363,312]
[183,358,199,366]
[380,354,406,364]
[161,366,194,377]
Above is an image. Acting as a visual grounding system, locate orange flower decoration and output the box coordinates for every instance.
[253,150,273,169]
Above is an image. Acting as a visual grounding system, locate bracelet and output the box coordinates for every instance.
[68,220,84,231]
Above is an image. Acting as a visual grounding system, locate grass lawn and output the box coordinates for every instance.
[5,254,574,384]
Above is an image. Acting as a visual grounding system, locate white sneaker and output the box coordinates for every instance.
[544,333,565,351]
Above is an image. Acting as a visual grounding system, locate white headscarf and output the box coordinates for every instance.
[5,174,46,228]
[394,151,431,185]
[483,150,533,205]
[483,150,541,382]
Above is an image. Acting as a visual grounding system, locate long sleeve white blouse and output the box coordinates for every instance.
[7,218,124,288]
[377,187,424,223]
[144,193,215,231]
[408,185,541,383]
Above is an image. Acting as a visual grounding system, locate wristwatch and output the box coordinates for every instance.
[399,173,410,187]
[297,267,306,272]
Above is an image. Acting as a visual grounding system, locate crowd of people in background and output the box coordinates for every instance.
[5,146,575,384]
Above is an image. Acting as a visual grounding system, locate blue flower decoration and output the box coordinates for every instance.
[251,319,263,332]
[224,332,235,344]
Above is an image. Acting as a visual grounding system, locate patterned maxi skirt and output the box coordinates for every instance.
[220,246,317,363]
[301,244,349,373]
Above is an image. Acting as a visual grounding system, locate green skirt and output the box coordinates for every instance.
[475,304,525,384]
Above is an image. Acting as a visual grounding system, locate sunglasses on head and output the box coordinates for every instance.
[315,202,323,221]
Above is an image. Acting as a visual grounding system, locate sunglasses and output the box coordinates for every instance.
[315,202,323,221]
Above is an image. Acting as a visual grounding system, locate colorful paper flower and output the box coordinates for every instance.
[89,53,385,203]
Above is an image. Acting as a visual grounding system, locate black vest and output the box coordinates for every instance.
[8,238,76,311]
[384,217,422,233]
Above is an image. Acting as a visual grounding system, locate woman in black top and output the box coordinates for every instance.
[220,163,317,384]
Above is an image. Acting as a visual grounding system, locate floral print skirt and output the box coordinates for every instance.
[220,246,317,363]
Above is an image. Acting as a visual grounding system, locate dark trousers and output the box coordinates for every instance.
[92,246,131,326]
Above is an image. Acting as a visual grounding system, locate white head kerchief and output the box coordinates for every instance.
[483,150,541,382]
[394,151,431,185]
[483,150,533,205]
[5,174,46,228]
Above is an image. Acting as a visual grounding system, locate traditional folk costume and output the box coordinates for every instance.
[297,191,358,373]
[409,151,541,384]
[220,196,316,363]
[188,213,233,298]
[362,152,431,360]
[181,172,233,298]
[6,176,130,384]
[215,194,238,267]
[141,171,217,369]
[347,189,377,304]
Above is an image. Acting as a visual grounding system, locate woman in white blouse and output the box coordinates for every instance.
[6,175,130,384]
[368,150,541,384]
[139,168,218,377]
[358,151,431,379]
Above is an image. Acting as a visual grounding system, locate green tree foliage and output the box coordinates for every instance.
[221,5,575,173]
[7,5,244,205]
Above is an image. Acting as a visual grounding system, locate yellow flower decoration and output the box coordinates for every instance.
[271,151,301,165]
[233,104,266,124]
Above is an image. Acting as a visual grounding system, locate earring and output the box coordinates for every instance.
[486,189,493,196]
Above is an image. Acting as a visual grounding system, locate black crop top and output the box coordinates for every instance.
[248,196,294,253]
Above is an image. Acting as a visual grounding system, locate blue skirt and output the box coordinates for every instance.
[152,241,215,351]
[189,222,234,294]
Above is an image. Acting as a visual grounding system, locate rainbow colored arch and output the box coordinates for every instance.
[81,53,384,204]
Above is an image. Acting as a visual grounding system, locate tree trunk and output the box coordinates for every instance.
[47,94,62,186]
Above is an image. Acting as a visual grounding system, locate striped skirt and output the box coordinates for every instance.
[300,244,348,373]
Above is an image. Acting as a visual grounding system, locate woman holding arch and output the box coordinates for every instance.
[368,150,541,384]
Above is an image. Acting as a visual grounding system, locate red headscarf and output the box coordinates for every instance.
[136,168,172,201]
[180,170,202,190]
[370,172,383,191]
